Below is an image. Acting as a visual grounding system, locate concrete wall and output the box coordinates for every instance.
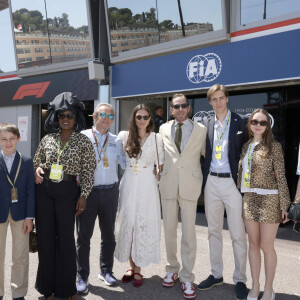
[0,105,34,158]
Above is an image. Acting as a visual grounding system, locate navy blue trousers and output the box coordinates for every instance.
[76,184,118,280]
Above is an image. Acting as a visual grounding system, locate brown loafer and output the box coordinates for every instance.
[133,272,143,287]
[122,269,134,283]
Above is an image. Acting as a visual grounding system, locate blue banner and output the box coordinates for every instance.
[112,29,300,98]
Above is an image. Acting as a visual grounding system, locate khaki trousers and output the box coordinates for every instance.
[161,195,197,283]
[0,212,29,298]
[204,174,247,284]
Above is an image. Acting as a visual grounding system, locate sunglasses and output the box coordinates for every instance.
[250,119,268,127]
[99,112,114,120]
[136,115,150,121]
[58,113,75,120]
[172,103,189,110]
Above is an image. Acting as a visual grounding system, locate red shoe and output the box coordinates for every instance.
[162,272,179,287]
[122,269,134,283]
[181,282,196,299]
[133,272,143,287]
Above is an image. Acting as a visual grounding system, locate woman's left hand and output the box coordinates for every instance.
[281,210,289,224]
[76,197,86,216]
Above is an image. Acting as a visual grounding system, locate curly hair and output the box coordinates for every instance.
[247,108,274,157]
[125,104,154,158]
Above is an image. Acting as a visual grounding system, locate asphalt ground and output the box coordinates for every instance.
[3,212,300,300]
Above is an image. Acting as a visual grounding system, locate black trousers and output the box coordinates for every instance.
[35,178,79,298]
[76,184,118,280]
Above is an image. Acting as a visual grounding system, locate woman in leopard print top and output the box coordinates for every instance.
[33,92,96,300]
[237,108,290,300]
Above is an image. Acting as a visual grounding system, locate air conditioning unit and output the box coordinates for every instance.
[88,59,105,81]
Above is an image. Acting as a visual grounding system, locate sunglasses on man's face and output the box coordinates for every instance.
[172,103,189,110]
[99,112,115,120]
[250,119,268,127]
[58,113,75,120]
[136,115,150,121]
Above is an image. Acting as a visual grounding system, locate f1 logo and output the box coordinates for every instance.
[12,81,50,100]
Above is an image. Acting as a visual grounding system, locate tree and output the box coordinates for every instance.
[159,20,174,30]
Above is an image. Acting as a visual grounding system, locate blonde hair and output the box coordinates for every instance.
[207,84,229,101]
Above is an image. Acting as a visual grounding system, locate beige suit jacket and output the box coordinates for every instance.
[159,120,207,201]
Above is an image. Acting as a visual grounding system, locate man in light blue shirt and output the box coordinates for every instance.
[76,103,125,292]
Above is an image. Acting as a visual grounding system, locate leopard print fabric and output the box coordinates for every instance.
[243,192,282,223]
[33,131,96,198]
[238,141,290,211]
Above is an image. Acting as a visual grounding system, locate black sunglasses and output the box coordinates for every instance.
[136,115,150,121]
[250,119,268,127]
[172,103,189,110]
[58,112,75,120]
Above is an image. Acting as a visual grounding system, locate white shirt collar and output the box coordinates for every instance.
[1,150,16,160]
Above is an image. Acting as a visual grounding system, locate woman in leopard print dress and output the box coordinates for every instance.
[237,108,290,300]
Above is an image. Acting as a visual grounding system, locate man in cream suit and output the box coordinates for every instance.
[159,93,206,300]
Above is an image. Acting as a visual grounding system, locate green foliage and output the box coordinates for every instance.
[12,8,86,34]
[108,7,177,30]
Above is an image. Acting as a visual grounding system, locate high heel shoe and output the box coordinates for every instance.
[133,272,143,287]
[262,290,275,300]
[271,291,275,300]
[247,285,260,300]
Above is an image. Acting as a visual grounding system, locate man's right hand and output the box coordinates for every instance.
[35,167,44,184]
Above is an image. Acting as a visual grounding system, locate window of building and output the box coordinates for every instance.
[24,48,30,53]
[16,48,24,54]
[10,0,92,73]
[106,0,227,62]
[235,0,300,30]
[19,57,25,63]
[26,57,32,61]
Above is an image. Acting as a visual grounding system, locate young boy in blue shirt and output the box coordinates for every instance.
[0,123,35,300]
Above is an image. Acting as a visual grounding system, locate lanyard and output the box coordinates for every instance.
[247,140,261,172]
[5,152,22,189]
[247,142,253,172]
[57,137,70,164]
[215,110,231,146]
[92,128,109,160]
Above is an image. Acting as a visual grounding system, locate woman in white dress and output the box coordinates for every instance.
[115,104,164,287]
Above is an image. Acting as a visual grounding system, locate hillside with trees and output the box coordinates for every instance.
[12,8,88,35]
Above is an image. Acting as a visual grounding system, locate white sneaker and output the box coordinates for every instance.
[76,278,89,293]
[162,272,179,287]
[181,282,196,299]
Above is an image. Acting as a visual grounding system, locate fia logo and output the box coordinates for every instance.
[186,53,222,84]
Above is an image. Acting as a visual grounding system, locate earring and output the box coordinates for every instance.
[74,123,79,131]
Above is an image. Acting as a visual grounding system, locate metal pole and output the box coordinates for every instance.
[263,0,267,19]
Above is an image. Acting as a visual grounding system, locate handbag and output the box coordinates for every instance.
[29,223,38,253]
[287,202,300,222]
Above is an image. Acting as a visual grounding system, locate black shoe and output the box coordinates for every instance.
[197,275,223,290]
[0,296,3,300]
[13,298,25,300]
[235,282,248,300]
